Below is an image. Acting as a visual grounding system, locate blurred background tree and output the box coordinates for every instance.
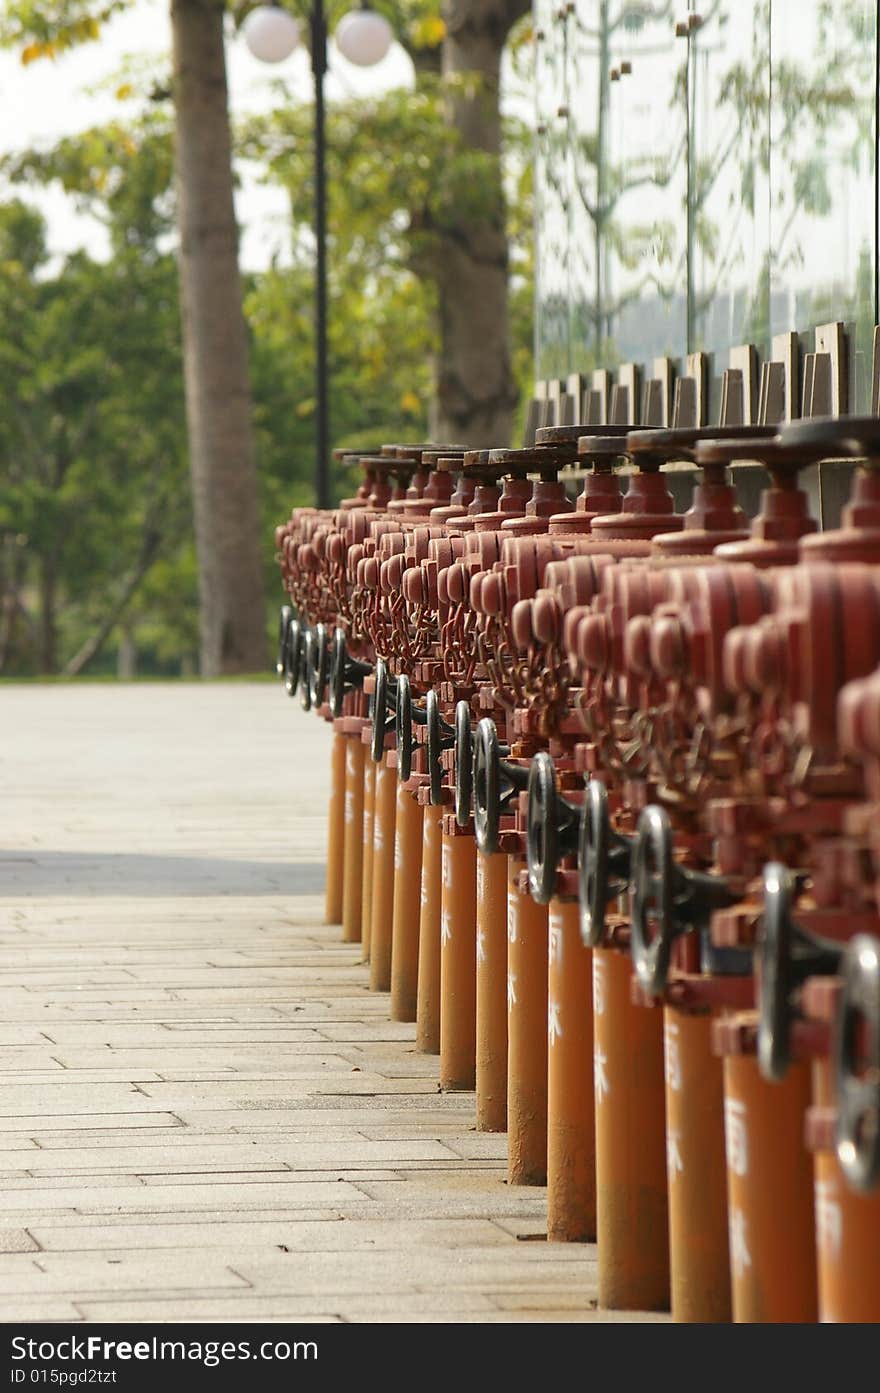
[0,124,191,677]
[0,2,535,677]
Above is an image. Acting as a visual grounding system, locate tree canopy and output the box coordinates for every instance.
[0,14,536,675]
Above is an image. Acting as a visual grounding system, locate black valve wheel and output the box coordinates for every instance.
[630,804,676,996]
[473,719,501,855]
[329,626,371,720]
[756,864,841,1083]
[834,934,880,1193]
[284,617,303,698]
[371,658,392,763]
[299,627,315,712]
[308,622,329,708]
[426,690,453,806]
[277,605,293,678]
[579,779,630,948]
[527,753,558,906]
[454,702,473,827]
[756,862,796,1082]
[472,720,527,856]
[329,628,347,718]
[396,674,413,783]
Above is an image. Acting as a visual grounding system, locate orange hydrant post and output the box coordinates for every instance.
[369,755,397,993]
[416,803,443,1054]
[390,787,423,1022]
[341,735,365,944]
[814,1156,880,1323]
[507,860,548,1186]
[324,728,346,926]
[594,947,670,1311]
[439,829,477,1091]
[722,1054,818,1322]
[547,898,595,1241]
[476,850,508,1133]
[664,1007,731,1322]
[812,1058,880,1323]
[360,753,376,963]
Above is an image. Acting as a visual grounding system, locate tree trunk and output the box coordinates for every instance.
[0,535,27,674]
[435,0,528,446]
[63,528,162,679]
[171,0,267,676]
[117,625,137,680]
[38,552,57,675]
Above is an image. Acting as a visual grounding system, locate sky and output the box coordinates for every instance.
[0,0,417,271]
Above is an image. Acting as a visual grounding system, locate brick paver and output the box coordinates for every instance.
[0,683,666,1323]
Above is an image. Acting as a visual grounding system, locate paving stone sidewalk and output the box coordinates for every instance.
[0,682,666,1323]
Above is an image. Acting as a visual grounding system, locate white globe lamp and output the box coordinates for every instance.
[242,4,302,64]
[334,8,393,66]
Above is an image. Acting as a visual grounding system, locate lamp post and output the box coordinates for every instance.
[243,2,393,508]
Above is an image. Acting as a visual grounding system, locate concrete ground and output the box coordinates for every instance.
[0,682,666,1323]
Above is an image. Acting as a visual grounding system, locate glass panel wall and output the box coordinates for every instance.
[688,0,771,412]
[769,0,876,411]
[567,0,601,369]
[534,0,878,411]
[604,3,688,368]
[534,0,572,381]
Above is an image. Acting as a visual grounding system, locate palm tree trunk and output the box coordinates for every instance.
[171,0,267,676]
[435,0,529,446]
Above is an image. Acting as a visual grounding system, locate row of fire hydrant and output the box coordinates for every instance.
[273,415,880,1323]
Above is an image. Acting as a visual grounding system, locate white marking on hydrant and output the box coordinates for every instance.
[507,897,517,944]
[593,957,606,1016]
[724,1097,749,1177]
[815,1178,843,1261]
[664,1020,682,1092]
[666,1128,684,1179]
[594,1046,610,1102]
[729,1207,752,1279]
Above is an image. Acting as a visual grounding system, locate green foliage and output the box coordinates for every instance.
[0,197,47,270]
[0,122,190,676]
[237,90,446,528]
[238,75,534,474]
[0,0,534,675]
[0,0,131,56]
[3,121,175,255]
